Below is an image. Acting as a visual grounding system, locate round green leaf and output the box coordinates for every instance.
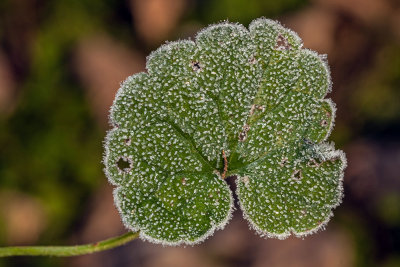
[104,18,346,245]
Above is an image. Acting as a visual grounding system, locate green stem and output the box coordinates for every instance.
[0,231,139,257]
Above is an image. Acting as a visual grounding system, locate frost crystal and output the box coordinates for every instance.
[104,18,346,245]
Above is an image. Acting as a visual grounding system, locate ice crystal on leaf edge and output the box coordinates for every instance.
[103,17,347,246]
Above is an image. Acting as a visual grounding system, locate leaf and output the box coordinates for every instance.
[104,18,346,245]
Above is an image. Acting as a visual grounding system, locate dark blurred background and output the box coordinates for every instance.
[0,0,399,266]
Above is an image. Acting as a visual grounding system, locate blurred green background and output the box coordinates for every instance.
[0,0,399,266]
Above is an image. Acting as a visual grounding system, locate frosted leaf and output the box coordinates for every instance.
[104,18,346,245]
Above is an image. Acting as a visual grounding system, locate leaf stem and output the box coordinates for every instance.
[221,149,228,179]
[0,231,139,257]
